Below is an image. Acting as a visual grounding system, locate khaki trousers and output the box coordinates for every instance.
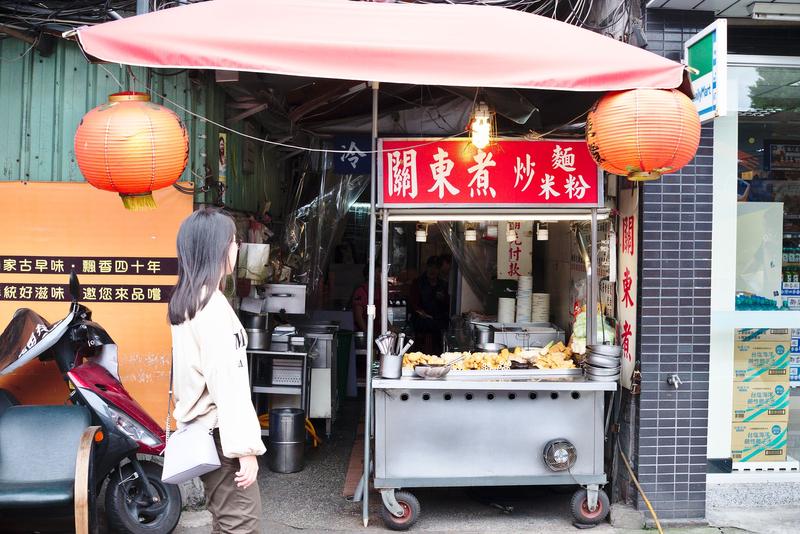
[201,431,263,534]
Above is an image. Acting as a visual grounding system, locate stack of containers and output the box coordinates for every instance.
[497,297,516,324]
[516,276,533,323]
[584,345,621,381]
[531,293,550,323]
[731,328,791,463]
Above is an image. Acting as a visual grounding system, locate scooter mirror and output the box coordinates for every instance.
[69,269,81,302]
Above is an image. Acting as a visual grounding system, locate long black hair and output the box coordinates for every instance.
[168,208,236,325]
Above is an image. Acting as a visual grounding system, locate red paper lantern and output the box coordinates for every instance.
[74,92,189,210]
[585,89,701,181]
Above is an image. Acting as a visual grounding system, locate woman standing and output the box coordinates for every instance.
[169,208,265,533]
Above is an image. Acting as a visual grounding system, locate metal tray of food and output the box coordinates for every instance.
[400,368,582,378]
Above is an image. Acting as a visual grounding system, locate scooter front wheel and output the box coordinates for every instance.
[105,460,181,534]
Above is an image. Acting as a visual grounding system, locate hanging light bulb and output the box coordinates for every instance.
[537,222,549,241]
[416,223,428,242]
[470,102,492,150]
[486,223,498,239]
[506,222,518,243]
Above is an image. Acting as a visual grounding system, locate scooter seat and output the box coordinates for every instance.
[0,308,74,377]
[0,405,91,511]
[0,480,74,509]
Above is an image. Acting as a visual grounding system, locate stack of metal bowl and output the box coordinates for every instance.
[584,344,622,381]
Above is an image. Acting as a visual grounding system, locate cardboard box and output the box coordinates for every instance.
[732,382,790,422]
[735,328,791,343]
[731,422,788,462]
[734,329,791,382]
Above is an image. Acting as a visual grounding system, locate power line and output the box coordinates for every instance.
[101,63,475,155]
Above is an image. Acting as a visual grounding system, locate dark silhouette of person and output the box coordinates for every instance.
[408,256,449,354]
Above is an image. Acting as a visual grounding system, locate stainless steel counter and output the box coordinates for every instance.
[373,375,616,392]
[373,371,613,494]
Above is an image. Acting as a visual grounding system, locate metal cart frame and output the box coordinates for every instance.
[357,202,613,529]
[353,81,613,532]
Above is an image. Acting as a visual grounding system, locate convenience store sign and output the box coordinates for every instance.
[378,139,601,208]
[684,19,727,123]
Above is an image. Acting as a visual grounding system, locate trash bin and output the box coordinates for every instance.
[268,408,305,473]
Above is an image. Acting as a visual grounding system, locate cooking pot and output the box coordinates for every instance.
[472,324,494,347]
[246,329,269,350]
[241,312,267,330]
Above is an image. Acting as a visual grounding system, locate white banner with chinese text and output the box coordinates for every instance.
[617,184,638,390]
[497,222,533,280]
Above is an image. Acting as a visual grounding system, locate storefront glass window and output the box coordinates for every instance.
[730,62,800,465]
[733,64,800,312]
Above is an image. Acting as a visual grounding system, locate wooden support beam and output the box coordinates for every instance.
[230,103,268,122]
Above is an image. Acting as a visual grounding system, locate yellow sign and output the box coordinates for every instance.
[0,182,193,423]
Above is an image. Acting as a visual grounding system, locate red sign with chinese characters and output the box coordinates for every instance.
[378,139,600,207]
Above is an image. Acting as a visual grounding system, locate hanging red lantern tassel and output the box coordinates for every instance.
[74,92,189,210]
[586,89,701,181]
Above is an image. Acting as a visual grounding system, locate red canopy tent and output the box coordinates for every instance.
[72,2,691,526]
[73,0,688,93]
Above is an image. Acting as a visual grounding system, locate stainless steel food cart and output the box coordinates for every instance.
[361,197,614,529]
[373,371,614,528]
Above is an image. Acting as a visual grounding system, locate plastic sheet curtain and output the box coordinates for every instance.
[283,152,369,310]
[571,221,616,345]
[437,222,498,311]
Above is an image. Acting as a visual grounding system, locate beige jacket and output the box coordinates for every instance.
[171,290,265,458]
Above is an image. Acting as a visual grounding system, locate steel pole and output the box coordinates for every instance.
[362,81,379,528]
[588,208,599,345]
[381,211,389,334]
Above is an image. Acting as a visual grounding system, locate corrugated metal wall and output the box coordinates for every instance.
[0,38,205,185]
[0,37,286,215]
[201,77,286,216]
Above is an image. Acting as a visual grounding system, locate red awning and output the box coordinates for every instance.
[74,0,688,93]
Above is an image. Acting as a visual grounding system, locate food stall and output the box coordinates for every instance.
[367,137,619,529]
[69,2,697,529]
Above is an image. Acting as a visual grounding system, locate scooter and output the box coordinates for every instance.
[0,272,181,533]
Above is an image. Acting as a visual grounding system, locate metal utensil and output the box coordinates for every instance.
[245,328,269,350]
[413,365,451,379]
[414,352,469,380]
[375,334,394,355]
[473,324,494,347]
[397,333,405,355]
[398,339,414,357]
[380,354,402,379]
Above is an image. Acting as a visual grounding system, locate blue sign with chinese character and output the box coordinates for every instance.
[334,135,372,175]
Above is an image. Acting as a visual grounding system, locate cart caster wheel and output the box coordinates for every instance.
[380,490,420,531]
[570,488,609,525]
